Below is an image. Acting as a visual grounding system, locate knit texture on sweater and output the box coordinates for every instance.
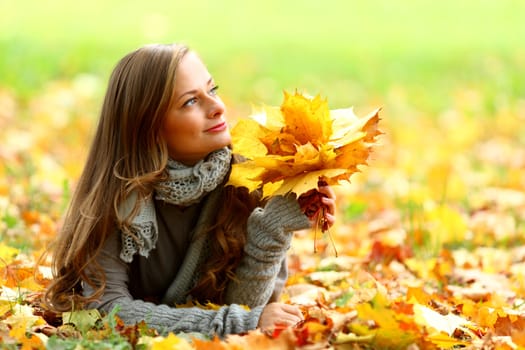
[118,147,231,262]
[84,154,311,337]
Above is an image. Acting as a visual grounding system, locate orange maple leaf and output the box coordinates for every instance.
[20,334,45,350]
[1,260,37,289]
[226,329,297,349]
[192,336,226,350]
[228,91,382,197]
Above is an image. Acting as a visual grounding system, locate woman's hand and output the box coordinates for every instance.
[258,302,304,332]
[297,181,336,231]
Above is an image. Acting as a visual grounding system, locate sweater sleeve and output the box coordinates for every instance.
[83,232,263,337]
[224,194,311,307]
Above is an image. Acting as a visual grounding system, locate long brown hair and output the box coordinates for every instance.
[190,160,262,304]
[44,43,256,311]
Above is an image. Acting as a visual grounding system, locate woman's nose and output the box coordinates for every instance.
[208,96,226,119]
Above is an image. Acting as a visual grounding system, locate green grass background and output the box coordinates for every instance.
[1,0,524,115]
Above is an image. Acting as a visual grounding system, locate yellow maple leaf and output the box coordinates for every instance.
[228,91,381,197]
[0,243,19,265]
[0,300,12,318]
[425,332,470,349]
[230,119,268,159]
[280,91,332,147]
[148,333,193,350]
[352,292,422,348]
[4,303,45,344]
[9,319,30,343]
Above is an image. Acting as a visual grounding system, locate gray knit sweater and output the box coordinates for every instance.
[83,186,310,337]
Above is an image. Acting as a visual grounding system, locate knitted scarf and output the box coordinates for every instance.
[118,147,232,263]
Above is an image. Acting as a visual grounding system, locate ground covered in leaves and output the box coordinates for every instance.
[1,78,524,349]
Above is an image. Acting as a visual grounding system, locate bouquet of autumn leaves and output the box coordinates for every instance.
[228,91,382,234]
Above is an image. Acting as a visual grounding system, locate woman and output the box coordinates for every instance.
[44,43,336,337]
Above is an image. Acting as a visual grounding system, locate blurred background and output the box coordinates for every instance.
[3,0,524,109]
[1,0,524,254]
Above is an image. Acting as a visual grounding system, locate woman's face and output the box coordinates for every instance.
[162,51,231,165]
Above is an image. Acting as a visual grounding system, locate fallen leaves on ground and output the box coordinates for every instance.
[1,80,525,349]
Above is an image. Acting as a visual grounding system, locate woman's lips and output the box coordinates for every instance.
[205,122,227,132]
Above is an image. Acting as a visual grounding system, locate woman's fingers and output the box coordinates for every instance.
[297,184,337,229]
[318,185,336,228]
[258,303,304,331]
[318,186,336,213]
[280,303,304,318]
[323,212,335,228]
[317,184,335,198]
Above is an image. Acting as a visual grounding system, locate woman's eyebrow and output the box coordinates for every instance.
[176,77,213,103]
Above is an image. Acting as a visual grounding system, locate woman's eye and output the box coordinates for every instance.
[183,97,197,107]
[209,85,219,96]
